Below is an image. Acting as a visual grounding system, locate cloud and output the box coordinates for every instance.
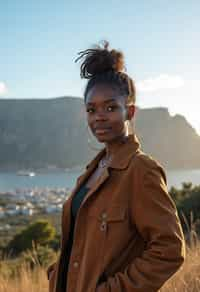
[136,74,184,93]
[0,82,8,96]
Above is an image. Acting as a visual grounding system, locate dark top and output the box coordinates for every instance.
[59,184,90,292]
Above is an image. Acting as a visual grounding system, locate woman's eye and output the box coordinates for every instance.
[86,108,94,113]
[86,106,117,113]
[107,106,116,112]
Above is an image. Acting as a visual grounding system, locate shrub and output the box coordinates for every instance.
[6,220,56,256]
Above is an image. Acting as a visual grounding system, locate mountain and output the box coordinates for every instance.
[0,97,199,170]
[134,107,200,169]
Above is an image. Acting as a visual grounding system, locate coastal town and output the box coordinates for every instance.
[0,187,71,221]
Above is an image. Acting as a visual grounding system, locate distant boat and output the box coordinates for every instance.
[17,171,36,177]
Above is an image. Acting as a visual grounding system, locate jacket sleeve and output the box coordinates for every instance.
[96,164,185,292]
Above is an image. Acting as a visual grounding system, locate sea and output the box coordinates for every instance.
[0,168,200,192]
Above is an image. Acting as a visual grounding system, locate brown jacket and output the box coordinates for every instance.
[48,134,185,292]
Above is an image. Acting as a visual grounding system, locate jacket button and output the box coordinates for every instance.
[73,261,79,268]
[101,212,107,219]
[100,221,107,231]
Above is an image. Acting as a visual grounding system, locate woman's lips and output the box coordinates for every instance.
[94,128,111,135]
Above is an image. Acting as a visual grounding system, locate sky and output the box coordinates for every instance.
[0,0,200,134]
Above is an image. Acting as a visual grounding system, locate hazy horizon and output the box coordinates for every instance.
[1,1,200,133]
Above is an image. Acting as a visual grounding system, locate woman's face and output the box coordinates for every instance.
[85,84,134,143]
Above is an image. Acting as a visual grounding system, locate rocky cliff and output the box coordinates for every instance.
[0,97,199,170]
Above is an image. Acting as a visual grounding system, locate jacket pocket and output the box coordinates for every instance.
[88,206,128,287]
[105,206,127,222]
[88,205,128,235]
[88,205,127,222]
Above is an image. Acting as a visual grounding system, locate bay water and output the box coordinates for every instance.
[0,168,200,192]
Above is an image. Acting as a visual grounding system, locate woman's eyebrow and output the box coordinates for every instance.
[87,98,117,105]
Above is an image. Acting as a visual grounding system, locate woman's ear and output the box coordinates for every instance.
[126,105,135,120]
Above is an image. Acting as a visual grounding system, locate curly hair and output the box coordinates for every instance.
[75,40,136,105]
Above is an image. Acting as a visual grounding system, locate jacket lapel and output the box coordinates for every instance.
[67,147,106,203]
[65,134,141,210]
[81,167,110,206]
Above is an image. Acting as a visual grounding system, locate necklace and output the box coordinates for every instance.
[98,155,112,168]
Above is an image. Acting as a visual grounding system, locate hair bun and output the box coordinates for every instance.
[75,40,125,79]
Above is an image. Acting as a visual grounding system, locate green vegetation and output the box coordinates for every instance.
[0,211,61,251]
[0,218,59,278]
[1,181,200,279]
[6,220,56,256]
[170,182,200,238]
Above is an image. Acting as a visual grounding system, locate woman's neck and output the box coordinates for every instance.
[104,134,129,158]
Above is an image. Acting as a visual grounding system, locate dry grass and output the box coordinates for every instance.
[0,264,48,292]
[1,244,200,292]
[161,243,200,292]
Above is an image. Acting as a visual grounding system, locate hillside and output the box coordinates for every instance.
[0,97,200,170]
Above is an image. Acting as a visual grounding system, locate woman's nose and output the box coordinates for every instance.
[95,111,107,121]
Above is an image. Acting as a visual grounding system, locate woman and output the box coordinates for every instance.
[47,41,185,292]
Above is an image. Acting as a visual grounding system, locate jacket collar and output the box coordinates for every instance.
[86,134,141,171]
